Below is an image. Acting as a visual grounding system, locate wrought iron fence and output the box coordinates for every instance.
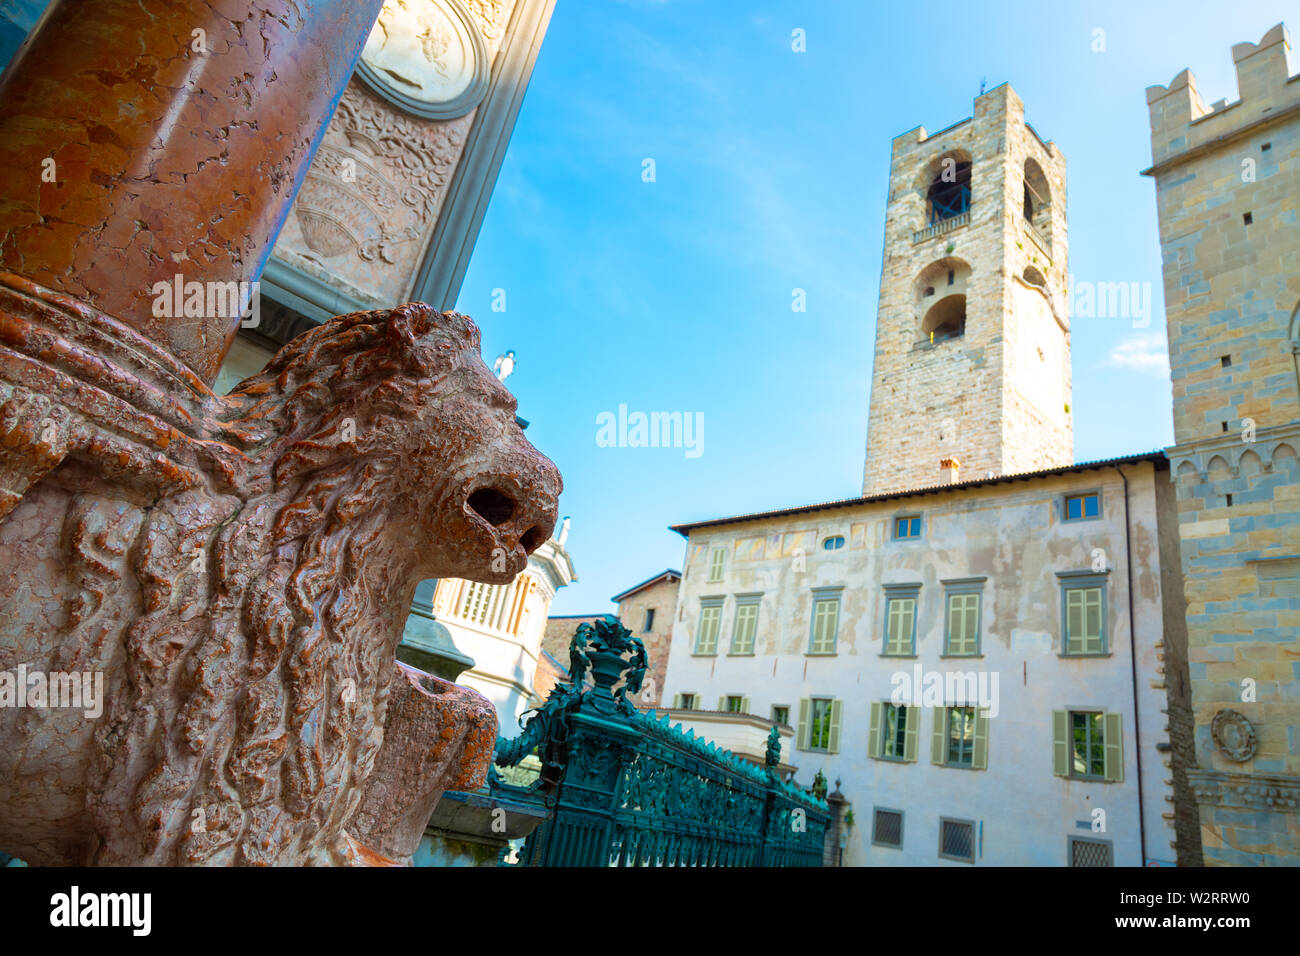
[491,617,830,866]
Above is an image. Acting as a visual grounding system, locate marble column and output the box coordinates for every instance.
[0,0,386,382]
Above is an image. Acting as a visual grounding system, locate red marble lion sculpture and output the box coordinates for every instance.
[0,273,560,865]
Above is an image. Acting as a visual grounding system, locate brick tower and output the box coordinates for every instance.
[862,84,1073,495]
[1144,23,1300,866]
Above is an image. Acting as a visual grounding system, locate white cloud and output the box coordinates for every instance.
[1107,333,1170,376]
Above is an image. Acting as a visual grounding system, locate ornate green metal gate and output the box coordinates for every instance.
[492,617,829,866]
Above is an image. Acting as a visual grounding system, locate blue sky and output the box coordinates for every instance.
[453,0,1293,615]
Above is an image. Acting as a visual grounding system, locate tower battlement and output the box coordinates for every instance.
[1146,23,1298,170]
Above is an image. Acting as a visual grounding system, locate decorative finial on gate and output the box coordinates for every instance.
[765,725,782,767]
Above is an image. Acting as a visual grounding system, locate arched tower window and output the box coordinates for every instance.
[915,258,971,344]
[923,295,966,342]
[925,153,972,225]
[1023,158,1051,237]
[1023,265,1046,287]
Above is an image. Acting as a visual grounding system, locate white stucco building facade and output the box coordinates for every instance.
[661,456,1189,866]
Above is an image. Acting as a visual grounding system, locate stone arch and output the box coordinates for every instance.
[922,295,967,341]
[1023,265,1047,287]
[1272,442,1298,472]
[1237,448,1263,476]
[1206,454,1231,481]
[1023,157,1050,219]
[915,256,972,302]
[1175,459,1200,485]
[916,149,972,226]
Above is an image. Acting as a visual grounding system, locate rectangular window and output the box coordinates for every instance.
[945,592,980,655]
[809,698,833,750]
[947,707,976,767]
[1064,492,1100,521]
[1053,710,1123,782]
[771,705,790,726]
[1069,836,1114,867]
[676,693,696,710]
[707,547,726,582]
[694,601,722,655]
[872,808,904,849]
[799,697,841,753]
[939,818,976,863]
[884,596,917,656]
[1064,585,1105,655]
[643,608,655,631]
[893,515,922,539]
[881,703,909,760]
[730,598,759,655]
[723,695,746,714]
[1070,711,1105,778]
[809,591,841,655]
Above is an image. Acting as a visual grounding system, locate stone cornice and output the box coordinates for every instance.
[1186,768,1300,811]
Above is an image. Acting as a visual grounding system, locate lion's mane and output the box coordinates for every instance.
[80,304,482,865]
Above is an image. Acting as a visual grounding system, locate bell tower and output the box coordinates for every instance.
[862,84,1073,495]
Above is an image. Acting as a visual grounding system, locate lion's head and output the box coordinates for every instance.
[59,303,563,865]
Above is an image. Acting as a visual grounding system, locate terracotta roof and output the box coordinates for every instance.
[611,569,682,603]
[670,450,1168,537]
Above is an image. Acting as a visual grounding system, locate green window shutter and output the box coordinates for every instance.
[672,694,681,708]
[717,696,726,711]
[946,595,960,653]
[709,547,725,581]
[1052,710,1069,777]
[965,594,979,653]
[903,705,920,762]
[868,701,882,759]
[1104,712,1124,782]
[741,696,751,714]
[827,700,843,754]
[973,707,990,769]
[797,699,811,751]
[931,706,947,765]
[1086,588,1103,653]
[1066,589,1082,653]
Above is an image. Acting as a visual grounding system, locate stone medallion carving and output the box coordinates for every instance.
[1211,709,1258,762]
[357,0,490,119]
[292,84,466,266]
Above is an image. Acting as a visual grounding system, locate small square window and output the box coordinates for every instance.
[939,817,976,863]
[1243,212,1253,225]
[1220,355,1232,368]
[1069,836,1113,867]
[1225,493,1233,507]
[872,808,904,849]
[678,693,696,710]
[894,515,922,539]
[724,695,745,714]
[1064,492,1099,521]
[771,705,790,726]
[1222,421,1230,433]
[1261,142,1271,151]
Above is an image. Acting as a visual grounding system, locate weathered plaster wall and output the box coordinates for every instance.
[664,462,1178,866]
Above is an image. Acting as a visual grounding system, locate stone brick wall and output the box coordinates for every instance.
[862,83,1072,496]
[613,578,679,708]
[1146,22,1300,865]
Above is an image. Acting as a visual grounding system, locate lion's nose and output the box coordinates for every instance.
[466,487,515,526]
